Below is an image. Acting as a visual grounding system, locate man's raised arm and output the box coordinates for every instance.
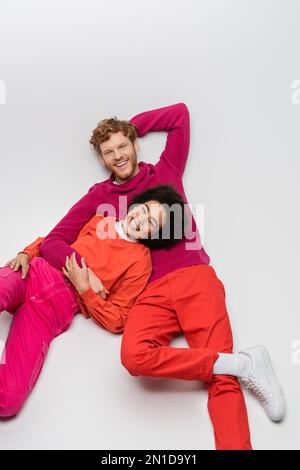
[130,102,190,177]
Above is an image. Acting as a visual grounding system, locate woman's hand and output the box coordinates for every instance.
[62,253,90,294]
[87,267,110,300]
[5,252,30,279]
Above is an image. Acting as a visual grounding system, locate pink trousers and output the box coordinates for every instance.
[0,257,80,417]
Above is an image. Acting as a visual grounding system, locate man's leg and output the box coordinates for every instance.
[0,258,79,417]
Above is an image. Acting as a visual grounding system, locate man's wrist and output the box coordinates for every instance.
[18,251,29,259]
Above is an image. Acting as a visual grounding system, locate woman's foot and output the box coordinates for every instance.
[238,345,285,422]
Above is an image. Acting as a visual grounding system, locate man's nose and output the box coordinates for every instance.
[115,150,122,159]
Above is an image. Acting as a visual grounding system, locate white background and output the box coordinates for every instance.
[0,0,300,450]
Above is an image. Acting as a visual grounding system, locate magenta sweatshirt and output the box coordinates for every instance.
[39,102,210,284]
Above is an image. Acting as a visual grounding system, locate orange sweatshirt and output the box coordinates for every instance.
[21,215,152,334]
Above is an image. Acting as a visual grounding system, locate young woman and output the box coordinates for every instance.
[0,184,186,417]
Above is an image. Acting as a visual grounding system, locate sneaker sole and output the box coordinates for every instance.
[256,345,285,421]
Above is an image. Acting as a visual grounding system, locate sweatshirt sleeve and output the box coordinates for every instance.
[39,183,101,271]
[77,251,152,334]
[129,102,190,177]
[19,236,45,261]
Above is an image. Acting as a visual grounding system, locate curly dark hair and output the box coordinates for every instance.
[129,184,188,249]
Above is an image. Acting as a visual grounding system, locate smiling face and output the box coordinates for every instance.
[99,131,140,184]
[123,200,167,241]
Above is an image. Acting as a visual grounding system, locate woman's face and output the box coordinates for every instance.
[123,200,166,240]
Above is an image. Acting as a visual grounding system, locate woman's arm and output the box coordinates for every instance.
[63,251,152,334]
[39,183,103,271]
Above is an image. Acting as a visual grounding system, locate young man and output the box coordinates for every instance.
[0,184,186,416]
[7,103,284,449]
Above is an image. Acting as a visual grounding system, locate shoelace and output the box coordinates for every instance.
[243,374,268,405]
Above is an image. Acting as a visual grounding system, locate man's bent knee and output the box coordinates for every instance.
[0,389,25,417]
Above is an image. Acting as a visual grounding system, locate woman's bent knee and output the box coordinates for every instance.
[121,341,153,377]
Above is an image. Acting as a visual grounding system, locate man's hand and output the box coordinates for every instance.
[62,253,90,294]
[87,267,109,300]
[5,252,30,279]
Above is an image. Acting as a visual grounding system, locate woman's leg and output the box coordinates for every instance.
[121,270,218,382]
[173,265,251,450]
[0,257,79,417]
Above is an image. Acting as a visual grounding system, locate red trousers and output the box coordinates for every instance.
[121,264,252,450]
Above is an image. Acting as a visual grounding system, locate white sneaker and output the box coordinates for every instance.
[238,345,285,421]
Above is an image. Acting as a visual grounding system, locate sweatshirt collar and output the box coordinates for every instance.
[114,219,138,243]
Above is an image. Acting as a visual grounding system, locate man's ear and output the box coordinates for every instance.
[133,139,140,154]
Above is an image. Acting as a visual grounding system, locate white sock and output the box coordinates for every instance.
[236,353,252,378]
[213,353,239,376]
[213,352,252,377]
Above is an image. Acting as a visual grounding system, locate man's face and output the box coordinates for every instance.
[123,200,166,240]
[99,131,140,183]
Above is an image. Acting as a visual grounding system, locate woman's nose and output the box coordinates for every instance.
[134,214,144,226]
